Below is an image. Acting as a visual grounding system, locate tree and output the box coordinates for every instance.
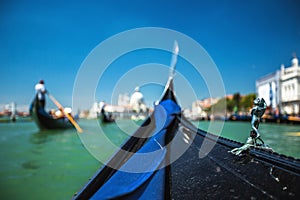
[241,93,256,111]
[233,92,241,111]
[207,93,257,115]
[226,98,235,112]
[211,98,227,113]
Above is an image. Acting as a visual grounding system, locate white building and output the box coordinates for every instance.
[256,71,280,110]
[280,57,300,115]
[87,102,99,119]
[187,98,220,120]
[256,56,300,115]
[190,100,208,120]
[118,93,130,107]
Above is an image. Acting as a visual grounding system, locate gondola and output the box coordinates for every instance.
[29,96,74,130]
[73,75,300,199]
[73,43,300,199]
[98,108,115,123]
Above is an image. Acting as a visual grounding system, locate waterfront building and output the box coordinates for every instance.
[190,100,208,120]
[188,98,220,120]
[256,70,280,111]
[194,97,220,109]
[256,56,300,115]
[280,57,300,115]
[87,102,99,119]
[118,93,130,107]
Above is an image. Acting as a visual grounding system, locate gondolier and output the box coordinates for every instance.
[30,79,82,131]
[35,80,47,108]
[98,101,114,123]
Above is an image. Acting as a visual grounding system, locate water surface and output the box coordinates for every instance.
[195,120,300,158]
[0,119,299,199]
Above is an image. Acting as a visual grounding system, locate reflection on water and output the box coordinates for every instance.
[30,132,49,145]
[285,132,300,137]
[22,160,40,170]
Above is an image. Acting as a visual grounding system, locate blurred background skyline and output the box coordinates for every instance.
[1,0,300,110]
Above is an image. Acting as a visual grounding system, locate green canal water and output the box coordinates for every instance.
[0,119,299,199]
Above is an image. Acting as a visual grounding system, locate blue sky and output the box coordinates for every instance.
[1,0,300,110]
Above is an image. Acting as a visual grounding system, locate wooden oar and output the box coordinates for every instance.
[48,93,83,133]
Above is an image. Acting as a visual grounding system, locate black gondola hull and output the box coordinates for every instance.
[170,117,300,199]
[30,98,74,130]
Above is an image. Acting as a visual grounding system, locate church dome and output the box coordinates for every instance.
[291,57,298,66]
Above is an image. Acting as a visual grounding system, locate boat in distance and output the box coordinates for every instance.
[72,74,300,199]
[29,96,74,130]
[98,108,115,124]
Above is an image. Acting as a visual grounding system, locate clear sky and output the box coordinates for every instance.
[1,0,300,110]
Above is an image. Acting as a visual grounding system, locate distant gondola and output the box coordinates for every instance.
[98,108,115,123]
[29,96,74,130]
[73,44,300,199]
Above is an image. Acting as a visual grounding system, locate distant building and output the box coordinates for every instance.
[129,87,147,113]
[190,101,208,120]
[256,70,280,110]
[280,57,300,115]
[78,110,89,119]
[87,102,99,119]
[188,98,220,120]
[194,98,220,109]
[118,93,130,107]
[256,56,300,115]
[84,90,146,119]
